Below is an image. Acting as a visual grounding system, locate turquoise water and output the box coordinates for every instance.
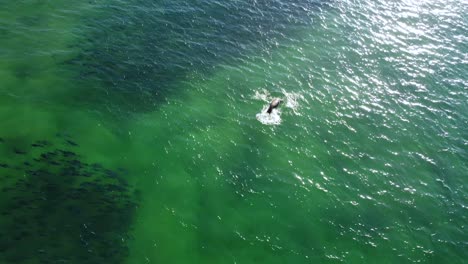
[0,0,467,263]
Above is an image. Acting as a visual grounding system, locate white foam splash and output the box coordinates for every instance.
[281,89,304,115]
[253,89,270,102]
[256,105,281,125]
[253,88,304,125]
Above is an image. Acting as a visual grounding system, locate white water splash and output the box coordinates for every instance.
[281,89,304,116]
[256,105,282,125]
[253,88,305,125]
[253,89,270,102]
[253,89,281,125]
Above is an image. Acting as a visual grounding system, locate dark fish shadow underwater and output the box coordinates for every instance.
[0,135,139,264]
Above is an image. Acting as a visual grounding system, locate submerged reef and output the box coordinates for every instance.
[0,135,138,263]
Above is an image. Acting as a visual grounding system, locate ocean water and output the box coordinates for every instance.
[0,0,467,263]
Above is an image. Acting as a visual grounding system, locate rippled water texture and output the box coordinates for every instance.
[0,0,467,263]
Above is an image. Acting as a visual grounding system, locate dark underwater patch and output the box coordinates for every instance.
[0,136,138,264]
[65,0,328,114]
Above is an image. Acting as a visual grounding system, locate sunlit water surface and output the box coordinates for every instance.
[0,0,466,263]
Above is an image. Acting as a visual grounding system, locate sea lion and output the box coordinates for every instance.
[267,98,282,114]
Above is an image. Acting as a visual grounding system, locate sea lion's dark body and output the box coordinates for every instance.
[267,98,282,114]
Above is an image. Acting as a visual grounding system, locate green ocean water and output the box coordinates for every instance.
[0,0,467,263]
